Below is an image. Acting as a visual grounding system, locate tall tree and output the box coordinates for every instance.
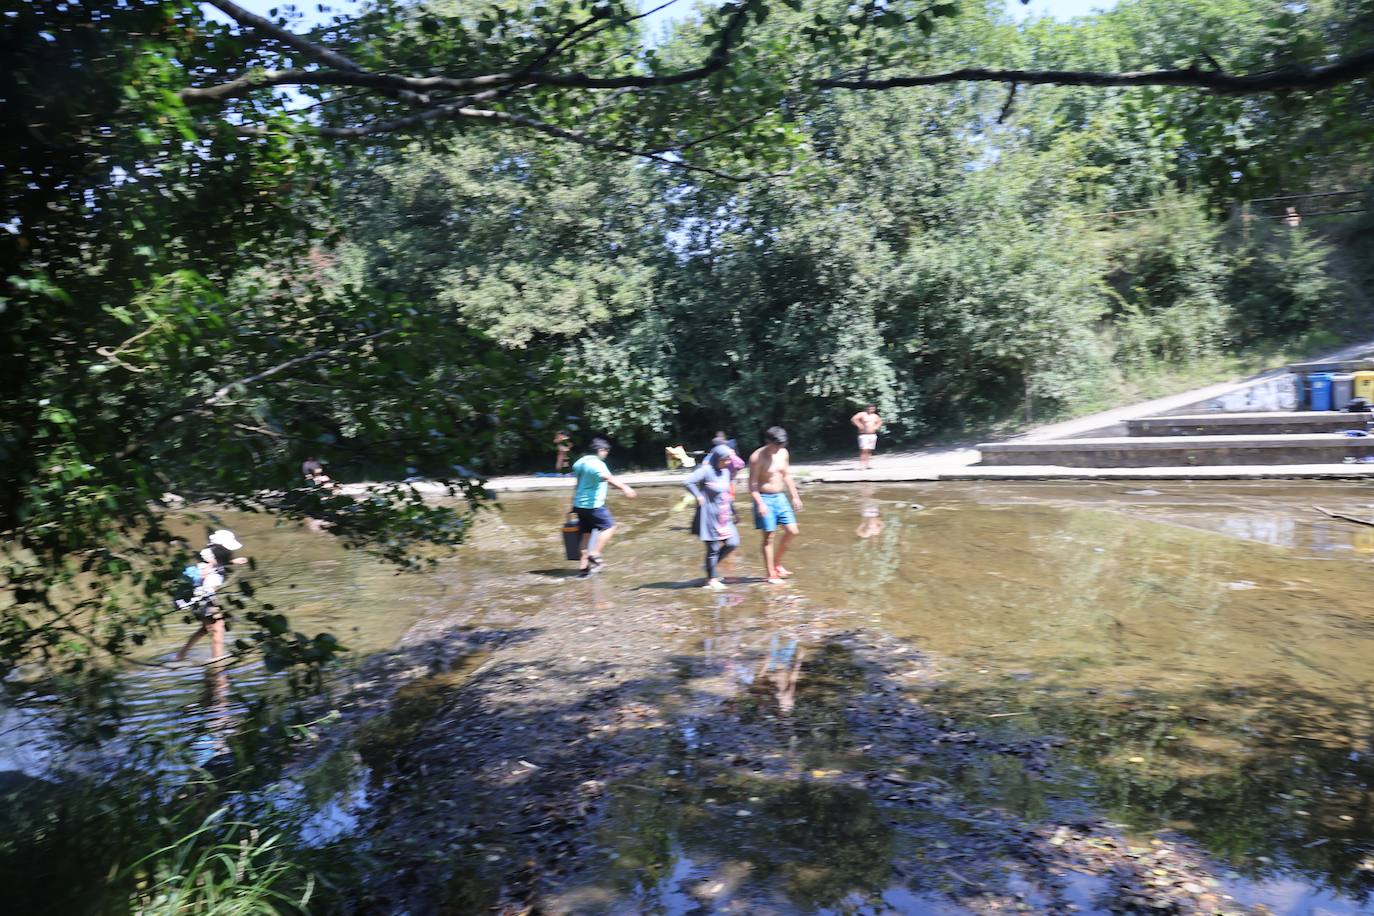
[0,1,557,718]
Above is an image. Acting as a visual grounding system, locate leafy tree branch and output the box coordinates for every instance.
[185,0,759,99]
[117,328,399,461]
[815,47,1374,93]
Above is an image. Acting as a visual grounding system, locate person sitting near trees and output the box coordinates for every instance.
[302,456,334,488]
[665,444,696,470]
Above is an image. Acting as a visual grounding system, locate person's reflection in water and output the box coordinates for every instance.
[853,484,885,540]
[706,591,753,691]
[741,591,807,714]
[704,590,746,660]
[588,576,614,612]
[756,636,805,714]
[763,642,802,714]
[196,659,234,764]
[856,503,885,539]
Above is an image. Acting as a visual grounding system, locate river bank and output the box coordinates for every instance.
[335,339,1374,496]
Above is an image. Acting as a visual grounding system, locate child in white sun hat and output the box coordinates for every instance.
[175,529,247,663]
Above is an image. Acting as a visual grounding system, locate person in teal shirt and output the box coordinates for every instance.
[571,438,637,577]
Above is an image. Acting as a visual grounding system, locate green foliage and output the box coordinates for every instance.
[1228,221,1345,340]
[0,749,329,915]
[3,6,1370,913]
[1107,195,1235,365]
[1105,193,1352,368]
[1016,0,1374,202]
[4,0,1370,748]
[0,1,560,729]
[329,0,1368,450]
[123,810,315,916]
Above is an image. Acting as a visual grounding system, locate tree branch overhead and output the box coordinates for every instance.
[181,0,1374,179]
[816,47,1374,94]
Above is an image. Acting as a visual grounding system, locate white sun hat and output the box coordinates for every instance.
[208,529,243,551]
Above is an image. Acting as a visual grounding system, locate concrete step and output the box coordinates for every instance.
[938,464,1374,480]
[1127,411,1371,437]
[1288,358,1374,374]
[977,433,1374,468]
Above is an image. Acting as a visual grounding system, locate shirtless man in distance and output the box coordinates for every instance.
[851,404,882,470]
[749,426,802,584]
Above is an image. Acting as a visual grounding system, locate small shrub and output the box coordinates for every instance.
[124,810,315,915]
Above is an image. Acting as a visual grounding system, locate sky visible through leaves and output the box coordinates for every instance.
[206,0,1123,40]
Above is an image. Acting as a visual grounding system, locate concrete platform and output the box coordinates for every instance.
[349,458,1374,497]
[977,433,1374,468]
[474,472,691,494]
[1288,358,1374,374]
[1127,411,1371,437]
[936,464,1374,481]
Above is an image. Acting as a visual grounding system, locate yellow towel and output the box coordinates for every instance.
[664,445,696,470]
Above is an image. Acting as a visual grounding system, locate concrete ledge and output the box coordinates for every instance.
[1127,411,1370,437]
[485,472,693,493]
[1288,358,1374,374]
[814,469,942,483]
[982,433,1374,451]
[977,433,1374,467]
[938,464,1374,480]
[347,460,1374,495]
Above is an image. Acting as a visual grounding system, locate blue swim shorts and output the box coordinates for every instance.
[753,492,796,532]
[575,506,615,533]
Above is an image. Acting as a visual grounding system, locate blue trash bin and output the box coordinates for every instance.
[1308,372,1334,411]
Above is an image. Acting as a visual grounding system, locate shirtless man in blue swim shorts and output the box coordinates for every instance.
[749,426,802,585]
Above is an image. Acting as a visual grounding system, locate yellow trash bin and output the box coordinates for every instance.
[1354,371,1374,404]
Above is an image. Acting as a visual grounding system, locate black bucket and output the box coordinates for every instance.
[561,513,581,561]
[562,512,599,561]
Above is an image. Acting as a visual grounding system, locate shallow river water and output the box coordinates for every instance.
[21,480,1374,913]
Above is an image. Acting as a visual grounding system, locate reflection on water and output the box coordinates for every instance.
[14,481,1374,911]
[598,778,894,914]
[110,513,469,768]
[545,481,1374,912]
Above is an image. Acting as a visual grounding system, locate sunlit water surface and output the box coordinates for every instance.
[8,481,1374,913]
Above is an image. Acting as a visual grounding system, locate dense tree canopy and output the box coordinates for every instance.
[2,0,1372,724]
[328,0,1372,444]
[2,6,1372,914]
